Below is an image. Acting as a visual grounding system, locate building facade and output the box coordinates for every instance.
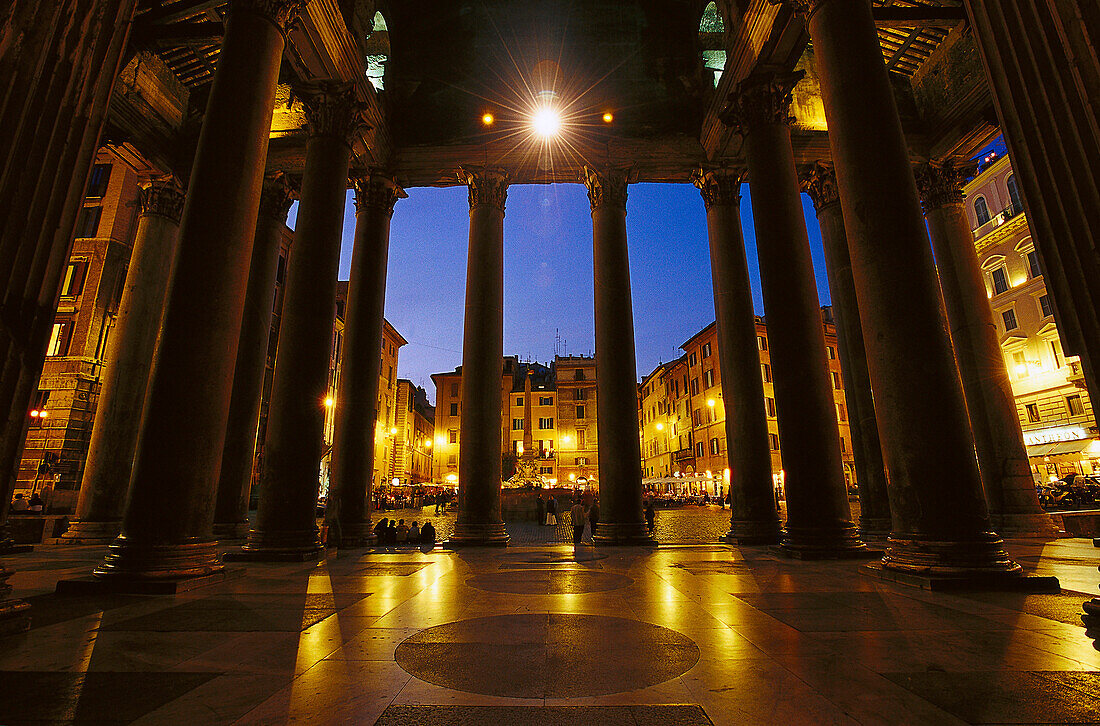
[393,379,435,487]
[639,310,854,496]
[964,155,1098,481]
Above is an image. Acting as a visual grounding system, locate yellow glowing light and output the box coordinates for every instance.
[1015,364,1028,376]
[424,439,433,448]
[707,398,716,407]
[324,397,334,407]
[516,442,524,454]
[602,112,613,123]
[390,426,398,435]
[705,470,712,478]
[446,473,458,483]
[655,422,664,431]
[561,434,572,443]
[436,435,446,446]
[569,473,576,481]
[481,112,494,126]
[29,410,39,418]
[40,411,48,418]
[532,106,561,137]
[1088,439,1100,456]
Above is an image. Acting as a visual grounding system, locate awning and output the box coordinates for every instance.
[1026,439,1093,458]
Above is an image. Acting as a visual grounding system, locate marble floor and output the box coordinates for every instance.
[1,538,1099,725]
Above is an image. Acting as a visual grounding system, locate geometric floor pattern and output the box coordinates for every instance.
[1,537,1098,724]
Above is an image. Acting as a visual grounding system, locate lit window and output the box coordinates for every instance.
[757,335,767,351]
[702,342,711,358]
[765,397,776,418]
[512,418,523,431]
[827,346,836,360]
[1025,403,1040,423]
[991,267,1009,295]
[769,433,779,450]
[61,259,87,297]
[831,371,842,390]
[538,417,554,429]
[449,429,457,444]
[1067,395,1084,416]
[703,369,714,388]
[836,403,847,422]
[1002,309,1018,331]
[710,438,720,455]
[762,363,771,383]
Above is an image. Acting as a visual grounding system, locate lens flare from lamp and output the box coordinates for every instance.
[481,112,494,126]
[532,106,561,137]
[602,112,613,123]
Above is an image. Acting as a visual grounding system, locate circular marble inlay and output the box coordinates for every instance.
[466,569,633,594]
[395,613,700,698]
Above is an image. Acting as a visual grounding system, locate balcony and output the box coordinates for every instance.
[673,448,695,463]
[974,199,1026,238]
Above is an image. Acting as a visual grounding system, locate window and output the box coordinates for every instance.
[1002,309,1018,331]
[574,456,588,466]
[831,371,842,390]
[449,402,458,416]
[1049,340,1062,368]
[974,196,991,225]
[87,163,111,198]
[448,429,457,444]
[46,318,75,357]
[703,369,714,388]
[762,363,771,383]
[512,418,523,430]
[710,438,720,455]
[689,352,697,367]
[1026,250,1042,279]
[1039,294,1053,318]
[695,441,706,458]
[839,437,846,453]
[538,417,554,429]
[1007,174,1023,212]
[540,467,553,475]
[516,397,523,406]
[702,342,712,358]
[575,405,585,419]
[691,378,700,396]
[991,267,1009,295]
[76,206,102,238]
[766,397,776,418]
[692,409,701,427]
[276,254,287,284]
[769,433,779,450]
[576,430,586,448]
[757,335,767,351]
[539,396,552,406]
[574,369,585,380]
[448,454,457,464]
[827,346,836,360]
[1025,403,1041,423]
[836,403,847,422]
[387,365,393,382]
[450,383,459,397]
[573,388,586,401]
[60,259,87,297]
[1067,395,1085,416]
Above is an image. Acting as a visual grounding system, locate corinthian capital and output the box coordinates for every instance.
[798,162,840,213]
[691,167,747,210]
[458,166,509,212]
[231,0,308,33]
[297,81,370,144]
[258,171,296,222]
[352,170,407,216]
[719,71,805,134]
[138,177,186,223]
[914,159,978,213]
[582,165,636,211]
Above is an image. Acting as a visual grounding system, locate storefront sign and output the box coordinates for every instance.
[1023,426,1088,446]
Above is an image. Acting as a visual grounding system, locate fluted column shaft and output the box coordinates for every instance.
[722,74,862,556]
[94,0,301,580]
[793,0,1019,575]
[584,166,652,545]
[213,173,295,539]
[693,168,781,545]
[450,167,510,546]
[801,163,892,536]
[63,178,186,544]
[916,161,1055,537]
[327,172,404,548]
[246,82,363,558]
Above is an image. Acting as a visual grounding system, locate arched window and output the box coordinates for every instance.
[364,11,389,91]
[1007,174,1023,213]
[699,2,726,89]
[974,196,991,226]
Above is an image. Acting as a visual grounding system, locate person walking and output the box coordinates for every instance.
[645,500,656,533]
[536,493,546,526]
[546,495,557,526]
[588,498,600,539]
[570,499,586,545]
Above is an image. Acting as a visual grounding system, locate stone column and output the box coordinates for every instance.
[800,162,892,537]
[692,167,781,545]
[790,0,1021,577]
[244,82,364,559]
[63,177,186,544]
[450,167,510,546]
[326,170,404,548]
[213,172,295,539]
[721,73,864,557]
[92,0,301,581]
[915,160,1056,537]
[583,165,653,545]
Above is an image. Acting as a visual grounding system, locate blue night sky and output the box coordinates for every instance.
[291,184,832,405]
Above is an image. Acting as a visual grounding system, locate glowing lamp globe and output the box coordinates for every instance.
[532,106,561,137]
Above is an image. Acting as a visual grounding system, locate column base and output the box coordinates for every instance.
[988,512,1059,538]
[213,521,251,540]
[93,536,225,580]
[1083,599,1100,652]
[593,521,657,546]
[446,521,510,547]
[58,519,121,545]
[779,523,871,559]
[722,518,782,545]
[863,562,1060,592]
[0,566,30,635]
[0,541,34,555]
[58,568,242,595]
[881,533,1021,576]
[328,521,376,549]
[231,527,324,561]
[858,516,892,539]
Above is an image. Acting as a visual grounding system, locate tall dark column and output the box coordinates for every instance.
[790,0,1021,577]
[94,0,303,580]
[450,167,510,546]
[583,165,652,545]
[721,73,864,557]
[915,161,1056,537]
[800,162,892,537]
[244,83,364,559]
[692,167,781,545]
[327,171,405,548]
[213,173,295,539]
[63,178,186,544]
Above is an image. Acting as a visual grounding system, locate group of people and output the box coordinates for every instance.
[568,498,600,545]
[372,517,436,546]
[9,491,46,513]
